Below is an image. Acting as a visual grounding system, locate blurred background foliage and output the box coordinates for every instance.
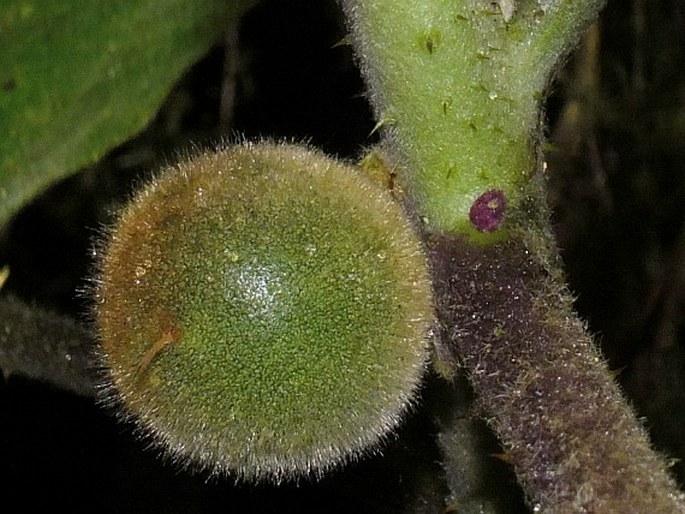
[0,0,255,226]
[548,0,685,487]
[0,0,683,511]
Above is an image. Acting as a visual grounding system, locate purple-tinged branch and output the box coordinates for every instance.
[429,232,685,512]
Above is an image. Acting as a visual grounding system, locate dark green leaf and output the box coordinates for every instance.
[0,0,254,227]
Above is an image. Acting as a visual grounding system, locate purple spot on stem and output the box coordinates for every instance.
[469,189,506,232]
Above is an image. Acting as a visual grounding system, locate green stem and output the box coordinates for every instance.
[514,0,606,80]
[341,0,685,510]
[340,0,605,242]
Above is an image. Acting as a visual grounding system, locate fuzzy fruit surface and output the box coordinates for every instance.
[95,143,433,481]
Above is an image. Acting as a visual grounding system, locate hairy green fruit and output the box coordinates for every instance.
[94,142,433,481]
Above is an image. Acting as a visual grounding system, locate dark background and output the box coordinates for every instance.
[1,0,684,512]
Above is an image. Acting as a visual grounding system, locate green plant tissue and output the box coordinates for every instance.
[0,0,254,227]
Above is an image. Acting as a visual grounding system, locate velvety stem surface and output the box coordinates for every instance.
[429,232,685,512]
[340,0,605,240]
[0,295,96,396]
